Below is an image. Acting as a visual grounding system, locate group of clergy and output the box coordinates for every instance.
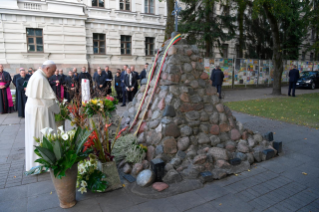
[0,65,33,117]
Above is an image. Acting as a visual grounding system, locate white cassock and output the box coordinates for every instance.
[25,69,60,171]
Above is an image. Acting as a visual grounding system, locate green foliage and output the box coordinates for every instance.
[55,101,71,122]
[179,0,236,57]
[26,127,92,179]
[112,134,147,164]
[77,155,108,193]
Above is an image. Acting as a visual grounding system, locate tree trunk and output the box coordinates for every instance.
[164,0,175,41]
[237,1,246,58]
[263,4,283,95]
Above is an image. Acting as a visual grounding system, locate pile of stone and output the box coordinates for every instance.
[120,37,281,187]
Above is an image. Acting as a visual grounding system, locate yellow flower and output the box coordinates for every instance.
[82,101,86,106]
[91,99,98,105]
[100,100,103,105]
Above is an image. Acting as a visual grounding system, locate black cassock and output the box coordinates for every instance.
[106,70,113,94]
[95,74,107,96]
[49,74,62,100]
[12,74,21,109]
[16,77,29,117]
[0,71,14,114]
[65,76,78,102]
[59,74,68,99]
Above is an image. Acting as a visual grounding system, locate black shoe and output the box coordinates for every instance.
[121,104,126,107]
[292,95,296,97]
[288,94,291,96]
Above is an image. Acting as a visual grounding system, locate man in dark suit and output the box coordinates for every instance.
[49,69,62,100]
[139,63,148,80]
[59,69,67,99]
[124,67,136,102]
[131,65,139,98]
[120,65,128,107]
[105,66,113,95]
[288,65,300,97]
[211,66,224,99]
[94,67,107,96]
[27,68,33,77]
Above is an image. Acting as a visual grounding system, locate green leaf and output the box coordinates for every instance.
[35,158,51,167]
[42,136,53,152]
[24,165,44,176]
[53,141,63,161]
[75,129,92,154]
[35,146,56,165]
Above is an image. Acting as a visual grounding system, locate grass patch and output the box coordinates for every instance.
[224,93,319,128]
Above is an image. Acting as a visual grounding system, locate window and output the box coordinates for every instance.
[120,0,130,11]
[27,28,43,52]
[302,52,305,60]
[93,33,105,54]
[310,53,314,61]
[92,0,104,7]
[145,0,154,14]
[121,35,131,55]
[222,44,228,58]
[236,44,241,58]
[145,37,154,56]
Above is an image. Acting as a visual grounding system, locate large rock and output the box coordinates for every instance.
[164,123,180,138]
[123,164,131,174]
[163,105,176,117]
[163,137,177,154]
[147,146,155,161]
[208,147,229,161]
[193,155,207,164]
[210,125,220,135]
[163,169,183,183]
[197,133,210,144]
[132,163,143,176]
[230,129,241,141]
[210,135,221,146]
[136,170,155,187]
[177,137,190,151]
[180,125,193,136]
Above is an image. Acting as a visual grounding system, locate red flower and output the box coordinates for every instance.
[106,95,114,101]
[115,126,128,140]
[83,131,98,152]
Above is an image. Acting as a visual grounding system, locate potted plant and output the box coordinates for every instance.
[77,154,109,193]
[27,126,92,208]
[55,99,71,129]
[84,120,128,191]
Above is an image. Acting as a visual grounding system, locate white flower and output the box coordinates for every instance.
[58,126,64,134]
[53,133,57,139]
[78,167,85,175]
[81,180,88,187]
[40,127,49,136]
[48,128,54,135]
[78,186,87,194]
[63,99,68,104]
[62,133,69,141]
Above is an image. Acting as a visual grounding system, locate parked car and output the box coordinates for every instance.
[296,71,319,90]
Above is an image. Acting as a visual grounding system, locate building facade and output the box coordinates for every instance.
[0,0,167,75]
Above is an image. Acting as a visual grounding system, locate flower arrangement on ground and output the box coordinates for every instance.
[55,99,71,122]
[83,119,128,163]
[77,154,108,193]
[112,134,147,164]
[26,126,92,178]
[82,95,118,118]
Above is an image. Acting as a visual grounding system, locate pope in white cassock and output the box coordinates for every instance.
[25,60,60,171]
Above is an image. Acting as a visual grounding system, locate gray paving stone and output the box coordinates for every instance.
[43,198,103,212]
[166,191,207,211]
[0,197,27,212]
[0,184,28,202]
[185,202,222,212]
[28,180,55,197]
[194,184,229,202]
[117,198,181,212]
[210,194,254,212]
[27,191,60,212]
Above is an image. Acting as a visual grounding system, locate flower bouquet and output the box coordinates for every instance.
[25,126,92,208]
[68,100,87,128]
[82,95,118,118]
[82,120,128,191]
[77,154,108,193]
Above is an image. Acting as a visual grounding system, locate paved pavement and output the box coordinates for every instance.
[1,87,319,212]
[223,86,319,102]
